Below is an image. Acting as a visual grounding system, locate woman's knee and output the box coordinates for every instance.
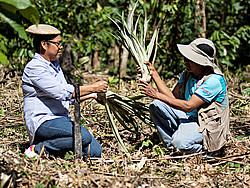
[92,144,102,157]
[171,137,202,154]
[81,127,93,145]
[88,139,102,157]
[149,99,172,114]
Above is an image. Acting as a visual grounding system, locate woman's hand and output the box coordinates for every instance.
[79,92,106,105]
[139,80,159,98]
[96,92,105,105]
[87,92,105,105]
[79,93,97,102]
[91,81,108,93]
[75,81,108,100]
[136,65,141,73]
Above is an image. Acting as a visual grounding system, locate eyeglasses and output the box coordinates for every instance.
[47,40,62,47]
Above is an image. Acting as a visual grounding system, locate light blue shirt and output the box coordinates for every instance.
[22,53,74,144]
[178,71,228,118]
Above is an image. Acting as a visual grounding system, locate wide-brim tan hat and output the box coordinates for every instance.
[177,38,223,75]
[25,24,61,35]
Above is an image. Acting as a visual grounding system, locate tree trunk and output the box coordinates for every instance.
[93,45,100,70]
[119,1,133,78]
[61,44,77,83]
[110,43,120,74]
[195,0,206,38]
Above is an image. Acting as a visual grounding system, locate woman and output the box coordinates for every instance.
[23,24,108,158]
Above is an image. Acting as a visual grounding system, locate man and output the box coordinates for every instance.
[139,38,230,154]
[23,24,108,158]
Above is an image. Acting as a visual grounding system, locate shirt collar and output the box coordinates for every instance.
[34,53,60,71]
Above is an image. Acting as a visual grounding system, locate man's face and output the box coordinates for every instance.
[184,57,206,76]
[44,35,62,62]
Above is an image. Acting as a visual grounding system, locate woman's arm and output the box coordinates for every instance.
[72,81,108,99]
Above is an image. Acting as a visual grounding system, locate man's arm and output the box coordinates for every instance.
[156,92,205,112]
[172,83,181,99]
[144,62,175,99]
[139,80,205,113]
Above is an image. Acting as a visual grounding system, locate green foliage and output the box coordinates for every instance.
[35,180,46,188]
[64,151,74,160]
[210,26,250,68]
[1,0,249,79]
[207,0,250,71]
[0,0,39,69]
[143,0,250,77]
[0,0,39,39]
[242,88,250,97]
[36,0,119,68]
[0,108,4,115]
[226,162,241,169]
[144,0,200,77]
[153,145,167,157]
[108,76,120,84]
[142,139,153,147]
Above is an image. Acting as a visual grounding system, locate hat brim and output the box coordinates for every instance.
[177,44,211,66]
[177,44,223,75]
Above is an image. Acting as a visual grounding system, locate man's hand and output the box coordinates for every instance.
[139,80,159,98]
[144,61,158,77]
[136,61,158,80]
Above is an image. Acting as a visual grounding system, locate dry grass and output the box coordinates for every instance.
[0,68,249,187]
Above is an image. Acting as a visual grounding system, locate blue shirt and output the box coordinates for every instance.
[22,53,75,144]
[178,71,228,118]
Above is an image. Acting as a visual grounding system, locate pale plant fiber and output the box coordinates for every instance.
[102,2,158,154]
[107,1,158,82]
[98,91,153,155]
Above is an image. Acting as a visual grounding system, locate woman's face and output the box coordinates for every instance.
[43,35,62,62]
[184,57,206,77]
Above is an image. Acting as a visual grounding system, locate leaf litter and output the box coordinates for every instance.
[0,68,249,187]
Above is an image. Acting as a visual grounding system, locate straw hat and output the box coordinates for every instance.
[25,24,61,35]
[177,38,223,75]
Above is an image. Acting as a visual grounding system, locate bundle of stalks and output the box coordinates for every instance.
[98,91,153,155]
[107,1,158,82]
[101,2,158,154]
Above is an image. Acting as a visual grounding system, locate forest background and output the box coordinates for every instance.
[0,0,249,81]
[0,0,249,187]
